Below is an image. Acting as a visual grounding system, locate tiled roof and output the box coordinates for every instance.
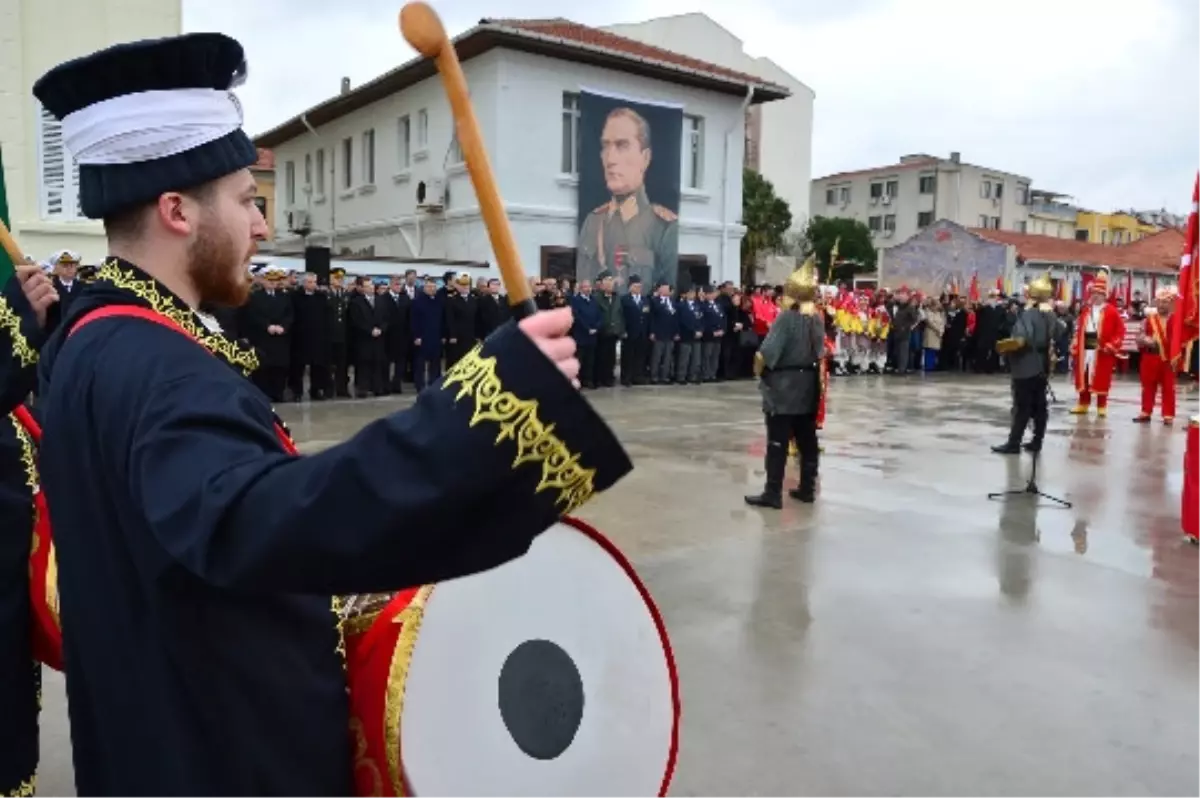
[969,228,1182,274]
[483,17,776,88]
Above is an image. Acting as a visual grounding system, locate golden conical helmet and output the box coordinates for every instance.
[1028,271,1053,301]
[784,255,818,303]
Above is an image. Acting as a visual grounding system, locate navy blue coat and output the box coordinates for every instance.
[0,274,46,798]
[649,295,679,340]
[621,293,651,339]
[410,292,445,356]
[570,293,603,347]
[35,260,632,796]
[702,300,727,341]
[677,298,704,339]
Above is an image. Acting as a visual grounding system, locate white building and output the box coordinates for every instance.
[0,0,181,263]
[602,13,814,231]
[809,152,1033,249]
[254,18,788,288]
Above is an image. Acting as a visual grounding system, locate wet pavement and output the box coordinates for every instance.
[36,372,1198,795]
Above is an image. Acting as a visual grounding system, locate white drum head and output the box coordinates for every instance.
[400,518,679,796]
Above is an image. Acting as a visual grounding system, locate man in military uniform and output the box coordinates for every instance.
[745,258,826,509]
[992,274,1064,454]
[327,267,351,397]
[577,107,678,290]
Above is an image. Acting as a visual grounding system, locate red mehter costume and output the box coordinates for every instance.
[1071,271,1125,417]
[1135,290,1178,424]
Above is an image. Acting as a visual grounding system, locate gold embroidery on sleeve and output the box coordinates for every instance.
[0,297,38,369]
[5,775,36,797]
[442,345,596,513]
[95,261,260,375]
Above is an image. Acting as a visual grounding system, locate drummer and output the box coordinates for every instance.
[32,33,631,795]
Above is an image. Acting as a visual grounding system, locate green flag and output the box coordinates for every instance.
[0,146,13,284]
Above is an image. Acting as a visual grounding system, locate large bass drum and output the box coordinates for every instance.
[342,516,680,797]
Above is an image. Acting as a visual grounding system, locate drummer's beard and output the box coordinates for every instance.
[187,215,254,308]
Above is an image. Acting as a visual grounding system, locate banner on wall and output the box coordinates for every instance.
[575,88,682,292]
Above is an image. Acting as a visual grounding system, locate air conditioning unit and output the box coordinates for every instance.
[417,177,446,211]
[286,209,311,234]
[992,197,1000,207]
[881,195,892,206]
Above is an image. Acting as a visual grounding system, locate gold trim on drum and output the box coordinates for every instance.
[442,347,596,513]
[12,413,58,630]
[349,716,383,797]
[385,586,434,797]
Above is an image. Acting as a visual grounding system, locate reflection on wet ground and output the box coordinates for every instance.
[36,373,1198,796]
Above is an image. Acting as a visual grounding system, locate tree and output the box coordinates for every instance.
[803,215,877,284]
[741,169,792,285]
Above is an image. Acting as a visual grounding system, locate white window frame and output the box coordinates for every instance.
[825,188,836,205]
[869,182,883,199]
[918,175,935,194]
[315,148,326,196]
[398,115,411,169]
[980,180,992,199]
[417,109,429,149]
[839,186,851,203]
[883,214,896,232]
[284,161,296,207]
[448,132,463,165]
[561,92,580,175]
[303,153,312,191]
[885,180,899,197]
[362,128,376,185]
[341,137,353,190]
[682,114,704,190]
[35,103,82,221]
[979,214,989,228]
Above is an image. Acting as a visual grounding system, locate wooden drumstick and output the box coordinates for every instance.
[400,2,538,319]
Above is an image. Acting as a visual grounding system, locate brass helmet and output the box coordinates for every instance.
[1028,272,1053,301]
[784,255,818,303]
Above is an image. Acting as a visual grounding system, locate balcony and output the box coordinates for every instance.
[1026,202,1076,220]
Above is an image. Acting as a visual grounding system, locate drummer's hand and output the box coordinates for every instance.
[17,262,59,329]
[519,308,580,388]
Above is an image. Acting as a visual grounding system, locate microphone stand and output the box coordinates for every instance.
[987,450,1072,508]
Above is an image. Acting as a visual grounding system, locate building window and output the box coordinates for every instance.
[682,115,704,190]
[1014,220,1027,233]
[994,182,1004,200]
[868,215,882,232]
[362,129,376,184]
[449,132,463,164]
[918,175,935,194]
[990,216,1001,229]
[980,180,992,199]
[561,93,579,174]
[825,188,836,205]
[417,109,429,149]
[36,104,82,220]
[839,186,850,203]
[885,180,899,197]
[1016,183,1029,205]
[304,153,312,191]
[341,137,353,189]
[917,211,934,228]
[870,183,883,199]
[1101,229,1109,245]
[979,214,989,228]
[398,115,411,169]
[253,196,267,220]
[1075,229,1089,241]
[883,214,896,232]
[315,148,325,195]
[284,161,295,206]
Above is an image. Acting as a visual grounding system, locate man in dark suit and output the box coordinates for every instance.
[289,272,332,401]
[619,274,650,386]
[348,275,389,397]
[476,277,509,340]
[570,280,603,388]
[443,273,478,368]
[381,275,411,394]
[648,280,679,384]
[240,267,295,402]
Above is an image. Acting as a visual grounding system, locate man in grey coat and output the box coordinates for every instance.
[992,274,1064,454]
[746,262,826,509]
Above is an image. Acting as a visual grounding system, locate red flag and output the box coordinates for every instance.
[968,272,980,302]
[1124,270,1133,305]
[1168,173,1199,365]
[995,275,1004,293]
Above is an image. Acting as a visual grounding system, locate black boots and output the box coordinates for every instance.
[745,439,788,509]
[789,452,818,503]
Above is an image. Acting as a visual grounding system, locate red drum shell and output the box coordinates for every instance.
[343,516,680,797]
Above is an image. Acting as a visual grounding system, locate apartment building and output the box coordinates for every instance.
[809,152,1032,248]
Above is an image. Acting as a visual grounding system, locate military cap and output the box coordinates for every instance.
[33,33,257,219]
[596,269,613,281]
[330,267,346,278]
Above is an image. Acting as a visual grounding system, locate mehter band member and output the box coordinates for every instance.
[1134,286,1180,425]
[992,273,1063,454]
[745,257,826,509]
[1070,269,1125,417]
[32,33,631,796]
[0,265,58,798]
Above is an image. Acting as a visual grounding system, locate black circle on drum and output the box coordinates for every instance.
[497,638,585,760]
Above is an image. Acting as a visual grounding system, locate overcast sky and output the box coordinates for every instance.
[185,0,1199,214]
